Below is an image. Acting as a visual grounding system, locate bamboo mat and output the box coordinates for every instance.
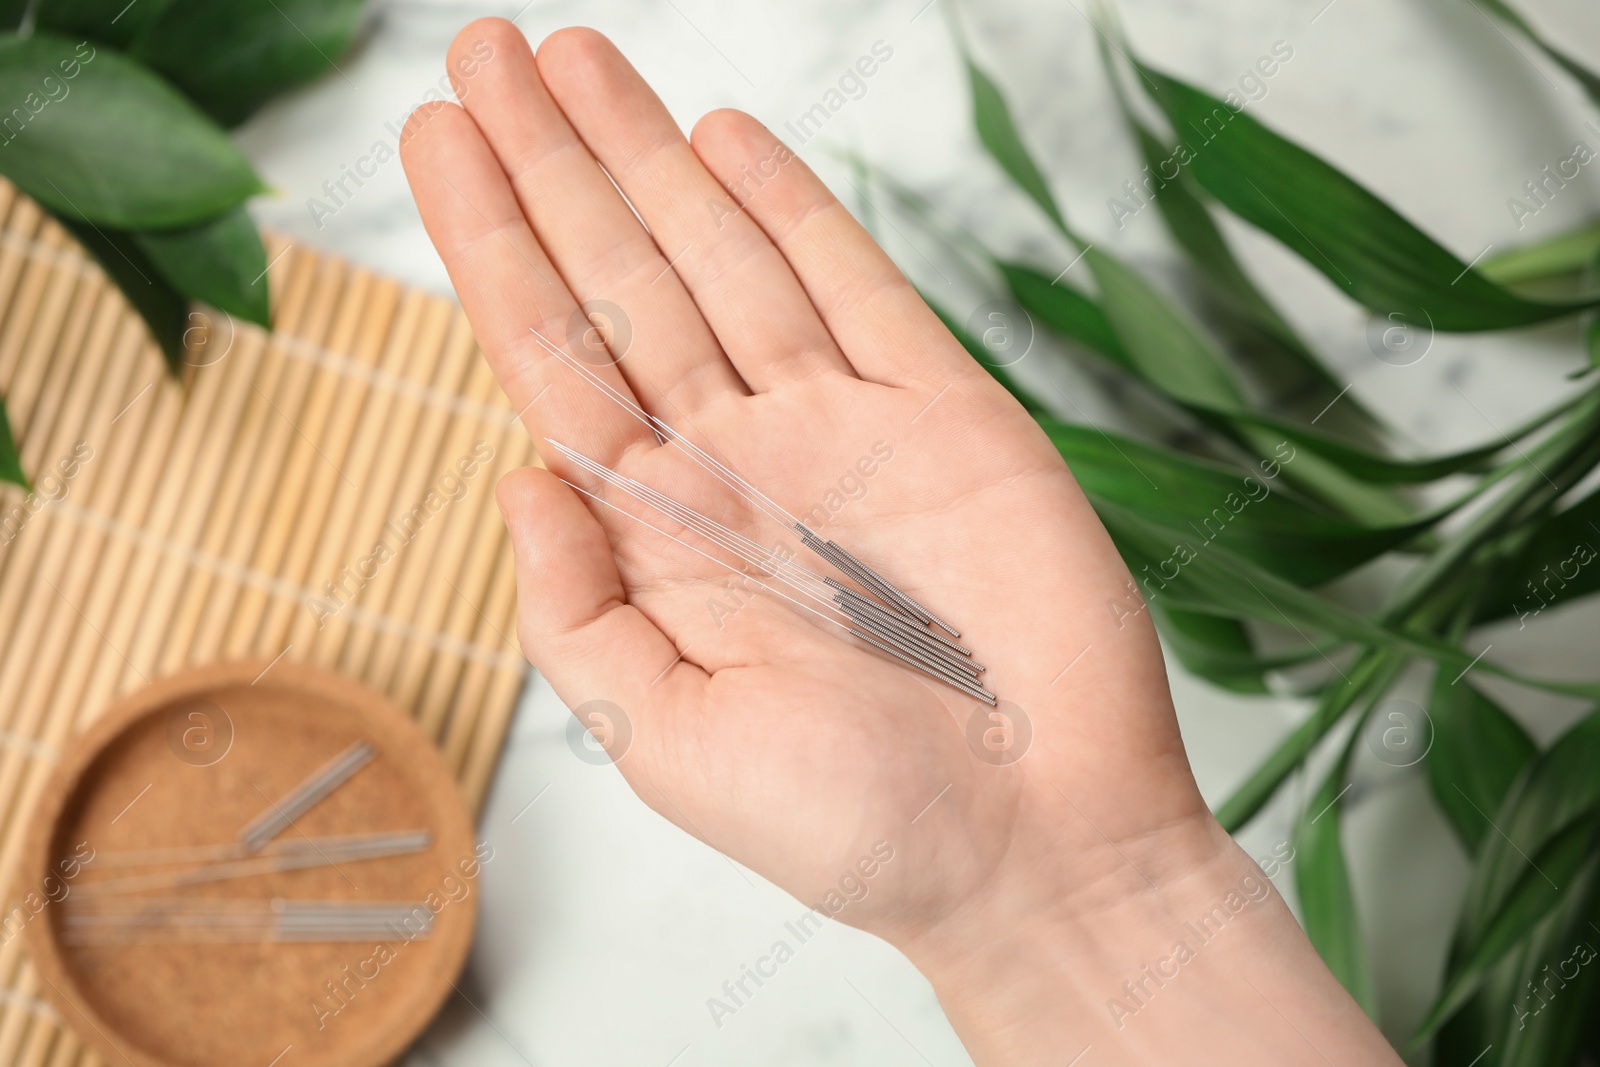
[0,179,533,1067]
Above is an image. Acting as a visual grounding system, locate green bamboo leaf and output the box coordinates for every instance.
[1426,704,1600,1055]
[941,280,1433,560]
[0,397,25,489]
[0,33,265,228]
[1475,483,1600,625]
[1434,965,1521,1067]
[1094,500,1420,653]
[1109,550,1341,691]
[1084,247,1249,409]
[35,0,173,46]
[1425,678,1537,853]
[1453,708,1600,952]
[58,215,188,374]
[1214,651,1400,832]
[955,51,1429,519]
[1475,0,1600,108]
[1131,62,1593,331]
[951,35,1587,547]
[1078,246,1416,522]
[1087,513,1336,693]
[1093,34,1367,428]
[1095,498,1600,700]
[133,206,270,328]
[1482,220,1600,288]
[0,0,27,32]
[128,0,365,127]
[1241,433,1417,525]
[1152,607,1270,694]
[1005,259,1552,487]
[1042,419,1427,585]
[963,57,1067,233]
[1228,410,1519,485]
[1493,861,1600,1067]
[1295,739,1377,1015]
[1120,134,1290,358]
[999,262,1129,367]
[1411,819,1598,1045]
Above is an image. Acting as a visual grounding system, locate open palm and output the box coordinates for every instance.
[402,20,1212,948]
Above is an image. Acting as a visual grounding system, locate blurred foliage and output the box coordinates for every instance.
[0,0,366,487]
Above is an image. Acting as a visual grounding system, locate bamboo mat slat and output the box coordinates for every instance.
[0,179,531,1067]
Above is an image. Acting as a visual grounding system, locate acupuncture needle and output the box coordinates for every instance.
[558,474,993,701]
[63,899,436,945]
[542,337,955,635]
[563,479,992,701]
[530,328,961,635]
[238,740,375,854]
[562,479,850,628]
[554,441,985,685]
[548,439,843,611]
[549,438,985,688]
[76,830,432,898]
[826,579,976,661]
[98,829,434,869]
[830,590,983,677]
[530,331,799,529]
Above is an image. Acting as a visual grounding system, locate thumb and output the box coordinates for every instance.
[496,466,707,752]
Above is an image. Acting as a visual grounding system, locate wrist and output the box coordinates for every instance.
[896,806,1399,1066]
[900,804,1237,1063]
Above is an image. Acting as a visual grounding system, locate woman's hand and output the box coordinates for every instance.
[402,21,1400,1065]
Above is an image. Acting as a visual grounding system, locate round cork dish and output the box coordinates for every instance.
[21,661,480,1067]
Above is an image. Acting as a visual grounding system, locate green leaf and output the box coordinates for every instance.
[0,397,25,489]
[1214,651,1401,832]
[1492,860,1600,1066]
[1481,220,1600,288]
[1475,484,1600,625]
[128,0,365,127]
[963,57,1067,233]
[999,262,1129,367]
[0,0,28,32]
[1411,818,1598,1045]
[1084,247,1248,409]
[1475,0,1600,108]
[1424,703,1600,1055]
[952,36,1585,537]
[1132,62,1593,331]
[58,215,188,374]
[1295,735,1377,1016]
[957,49,1432,521]
[133,206,270,327]
[0,33,264,228]
[1042,419,1428,585]
[34,0,174,47]
[1004,259,1547,488]
[1454,707,1600,953]
[1078,246,1417,522]
[1263,392,1588,486]
[1152,607,1270,694]
[1094,36,1369,429]
[1095,497,1600,701]
[1425,678,1537,854]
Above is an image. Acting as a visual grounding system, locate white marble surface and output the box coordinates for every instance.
[234,0,1600,1062]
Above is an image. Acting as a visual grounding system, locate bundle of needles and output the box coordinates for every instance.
[530,329,994,706]
[72,740,436,942]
